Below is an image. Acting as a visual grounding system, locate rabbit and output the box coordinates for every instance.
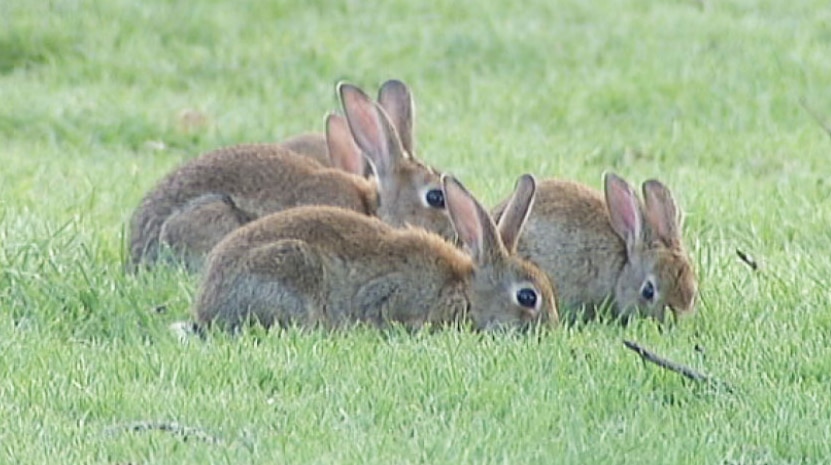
[192,173,558,332]
[492,172,696,323]
[128,81,452,272]
[134,134,372,273]
[277,79,417,177]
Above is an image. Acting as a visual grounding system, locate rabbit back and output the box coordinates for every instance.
[128,144,376,270]
[194,206,472,331]
[279,132,330,167]
[495,178,625,320]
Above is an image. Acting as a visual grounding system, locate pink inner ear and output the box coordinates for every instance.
[606,176,641,242]
[445,180,483,256]
[341,86,391,176]
[342,87,382,153]
[326,114,365,176]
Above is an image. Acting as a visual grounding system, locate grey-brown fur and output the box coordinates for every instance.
[279,133,330,167]
[193,174,558,332]
[129,145,376,271]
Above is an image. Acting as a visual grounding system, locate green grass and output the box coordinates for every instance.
[2,0,831,463]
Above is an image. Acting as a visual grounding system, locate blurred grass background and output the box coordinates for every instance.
[1,0,831,463]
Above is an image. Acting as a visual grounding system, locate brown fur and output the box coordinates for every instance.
[129,145,376,271]
[280,133,330,166]
[193,175,558,332]
[492,174,696,323]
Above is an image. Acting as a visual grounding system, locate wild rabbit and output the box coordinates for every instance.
[492,173,696,323]
[193,174,558,332]
[129,82,451,272]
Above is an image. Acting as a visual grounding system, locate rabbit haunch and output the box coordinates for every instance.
[492,173,696,323]
[193,174,558,332]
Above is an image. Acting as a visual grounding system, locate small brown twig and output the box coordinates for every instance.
[105,421,222,444]
[736,249,758,271]
[623,340,732,393]
[799,98,831,140]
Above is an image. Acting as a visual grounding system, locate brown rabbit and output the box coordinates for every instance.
[492,173,696,323]
[128,82,451,272]
[193,173,557,332]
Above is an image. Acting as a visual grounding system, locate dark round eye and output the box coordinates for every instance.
[425,189,445,209]
[516,288,538,309]
[641,280,655,302]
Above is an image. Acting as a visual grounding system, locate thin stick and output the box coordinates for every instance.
[105,421,222,444]
[622,340,732,392]
[799,98,831,140]
[736,249,758,271]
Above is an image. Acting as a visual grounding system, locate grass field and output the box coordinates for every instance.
[2,0,831,463]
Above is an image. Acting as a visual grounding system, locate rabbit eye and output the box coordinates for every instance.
[425,189,445,209]
[516,288,538,309]
[640,280,656,302]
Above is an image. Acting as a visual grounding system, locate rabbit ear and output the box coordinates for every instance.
[377,79,415,156]
[325,112,365,177]
[443,175,504,265]
[604,172,643,253]
[338,82,406,186]
[496,174,536,253]
[642,179,682,246]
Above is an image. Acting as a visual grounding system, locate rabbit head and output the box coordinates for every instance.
[338,81,455,241]
[445,174,558,329]
[605,173,697,321]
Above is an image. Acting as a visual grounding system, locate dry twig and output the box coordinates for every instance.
[623,340,732,393]
[105,421,222,444]
[735,249,758,271]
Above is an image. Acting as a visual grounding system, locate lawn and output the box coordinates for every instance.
[2,0,831,463]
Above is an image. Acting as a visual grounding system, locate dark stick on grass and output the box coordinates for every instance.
[799,98,831,140]
[736,249,758,271]
[623,340,733,393]
[105,421,222,444]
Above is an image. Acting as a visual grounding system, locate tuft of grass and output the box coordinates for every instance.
[2,0,831,463]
